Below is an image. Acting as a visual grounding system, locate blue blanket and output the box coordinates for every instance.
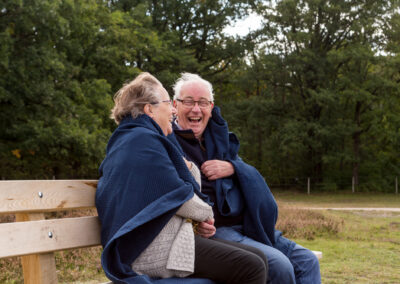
[170,107,296,257]
[95,114,216,284]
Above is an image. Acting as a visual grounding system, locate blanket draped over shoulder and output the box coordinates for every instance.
[96,115,215,284]
[170,107,296,257]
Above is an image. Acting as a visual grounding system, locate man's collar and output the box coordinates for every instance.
[173,120,183,130]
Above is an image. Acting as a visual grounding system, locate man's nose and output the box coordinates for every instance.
[191,102,201,112]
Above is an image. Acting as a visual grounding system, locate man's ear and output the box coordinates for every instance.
[143,104,153,117]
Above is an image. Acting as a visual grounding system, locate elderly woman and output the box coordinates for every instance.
[96,72,268,284]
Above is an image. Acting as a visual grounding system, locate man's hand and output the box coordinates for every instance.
[201,160,235,180]
[196,219,216,238]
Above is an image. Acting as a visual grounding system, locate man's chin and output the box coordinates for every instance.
[180,121,204,136]
[193,128,205,139]
[187,123,200,132]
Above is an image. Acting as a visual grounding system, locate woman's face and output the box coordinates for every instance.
[151,87,176,136]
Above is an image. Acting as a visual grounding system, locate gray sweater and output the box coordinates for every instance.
[131,163,214,278]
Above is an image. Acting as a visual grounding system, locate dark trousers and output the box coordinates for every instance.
[190,236,268,284]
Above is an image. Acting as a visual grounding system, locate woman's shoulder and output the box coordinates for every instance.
[111,125,164,147]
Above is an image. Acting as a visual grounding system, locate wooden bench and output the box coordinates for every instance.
[0,180,110,284]
[0,180,322,284]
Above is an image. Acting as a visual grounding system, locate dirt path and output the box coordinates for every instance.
[304,207,400,212]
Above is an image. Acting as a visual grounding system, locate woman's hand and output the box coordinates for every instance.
[183,157,192,170]
[196,218,216,238]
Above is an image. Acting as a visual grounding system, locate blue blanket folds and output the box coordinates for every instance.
[171,107,296,257]
[95,114,215,284]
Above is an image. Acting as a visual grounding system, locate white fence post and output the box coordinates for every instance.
[307,177,310,195]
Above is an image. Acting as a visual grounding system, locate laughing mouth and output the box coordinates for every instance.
[188,117,202,123]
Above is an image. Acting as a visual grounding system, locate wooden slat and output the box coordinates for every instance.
[0,216,101,258]
[0,180,98,213]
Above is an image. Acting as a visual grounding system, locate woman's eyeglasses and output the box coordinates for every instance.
[158,99,172,105]
[138,100,172,106]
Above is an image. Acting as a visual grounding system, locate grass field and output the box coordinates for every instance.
[275,190,400,284]
[293,211,400,283]
[1,191,399,283]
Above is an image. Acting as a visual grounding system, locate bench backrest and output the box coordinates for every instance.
[0,180,100,284]
[0,180,322,283]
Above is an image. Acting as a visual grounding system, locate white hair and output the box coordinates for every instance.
[173,72,214,101]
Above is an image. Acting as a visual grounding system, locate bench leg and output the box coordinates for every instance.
[20,254,58,284]
[16,213,58,284]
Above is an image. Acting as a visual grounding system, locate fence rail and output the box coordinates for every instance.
[268,176,399,194]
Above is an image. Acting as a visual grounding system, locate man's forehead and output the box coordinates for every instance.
[180,96,210,101]
[180,82,211,99]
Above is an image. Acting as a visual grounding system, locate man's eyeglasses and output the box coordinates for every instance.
[176,98,213,108]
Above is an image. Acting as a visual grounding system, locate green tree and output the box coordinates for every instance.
[222,0,400,191]
[0,0,114,179]
[109,0,258,85]
[0,0,257,179]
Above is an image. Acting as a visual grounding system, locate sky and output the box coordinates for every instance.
[223,14,263,36]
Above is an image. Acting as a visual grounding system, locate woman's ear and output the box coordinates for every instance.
[144,104,153,117]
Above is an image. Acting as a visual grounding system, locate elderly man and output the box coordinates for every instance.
[170,73,321,284]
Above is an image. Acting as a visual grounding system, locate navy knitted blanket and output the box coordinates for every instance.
[96,114,215,284]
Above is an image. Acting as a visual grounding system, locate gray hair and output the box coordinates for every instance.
[111,72,163,124]
[173,73,214,101]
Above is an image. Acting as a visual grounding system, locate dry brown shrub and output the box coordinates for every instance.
[0,214,15,223]
[0,257,23,283]
[276,207,344,240]
[46,208,98,219]
[56,247,105,283]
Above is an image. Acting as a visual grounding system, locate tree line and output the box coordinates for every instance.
[1,0,399,192]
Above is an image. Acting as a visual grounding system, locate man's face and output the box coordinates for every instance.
[174,82,213,139]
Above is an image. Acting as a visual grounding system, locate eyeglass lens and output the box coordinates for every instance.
[180,99,211,108]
